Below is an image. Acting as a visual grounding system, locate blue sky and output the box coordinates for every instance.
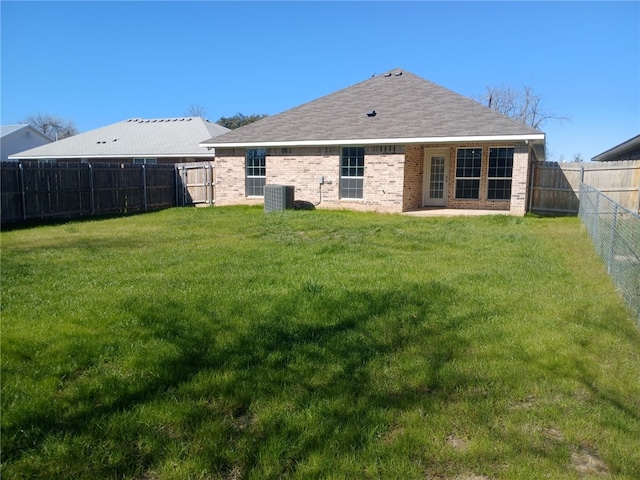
[1,1,638,161]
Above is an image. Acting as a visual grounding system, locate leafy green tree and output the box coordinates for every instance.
[216,113,268,130]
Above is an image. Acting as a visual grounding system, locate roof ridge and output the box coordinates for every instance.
[125,117,198,123]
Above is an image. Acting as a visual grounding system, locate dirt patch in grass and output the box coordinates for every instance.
[426,473,493,480]
[224,465,244,480]
[454,476,493,480]
[447,434,469,451]
[231,412,255,432]
[382,423,405,445]
[571,445,610,477]
[543,427,565,443]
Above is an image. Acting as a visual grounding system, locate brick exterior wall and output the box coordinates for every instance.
[402,145,424,211]
[215,146,406,213]
[509,144,531,215]
[214,142,533,215]
[214,149,261,206]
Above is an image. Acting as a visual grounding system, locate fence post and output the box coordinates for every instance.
[593,191,602,255]
[181,166,186,206]
[175,166,182,206]
[608,203,618,274]
[578,183,584,222]
[19,163,27,220]
[528,161,535,213]
[142,164,148,211]
[208,162,214,205]
[578,166,584,209]
[77,164,83,213]
[207,163,211,205]
[89,163,95,214]
[174,166,178,206]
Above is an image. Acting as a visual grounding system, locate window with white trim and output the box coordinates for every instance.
[487,147,514,200]
[340,147,364,199]
[133,158,157,165]
[246,148,267,197]
[455,148,482,199]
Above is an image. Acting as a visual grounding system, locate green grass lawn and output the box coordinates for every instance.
[2,206,639,479]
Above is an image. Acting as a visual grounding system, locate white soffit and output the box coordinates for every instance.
[200,133,546,149]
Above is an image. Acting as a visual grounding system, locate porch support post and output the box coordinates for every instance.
[510,143,530,216]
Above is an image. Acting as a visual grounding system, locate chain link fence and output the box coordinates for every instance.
[579,183,640,323]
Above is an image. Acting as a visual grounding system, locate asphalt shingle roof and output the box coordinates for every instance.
[591,134,640,161]
[201,69,543,147]
[10,117,230,160]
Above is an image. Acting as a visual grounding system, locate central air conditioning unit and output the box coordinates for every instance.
[264,184,295,212]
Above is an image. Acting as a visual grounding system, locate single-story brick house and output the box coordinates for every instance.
[201,69,545,215]
[9,117,230,164]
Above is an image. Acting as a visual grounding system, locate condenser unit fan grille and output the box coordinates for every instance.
[264,185,294,212]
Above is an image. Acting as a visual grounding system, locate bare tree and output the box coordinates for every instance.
[185,104,208,118]
[22,113,78,140]
[476,84,569,130]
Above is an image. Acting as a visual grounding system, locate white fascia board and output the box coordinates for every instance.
[592,134,640,161]
[9,152,216,160]
[201,133,546,149]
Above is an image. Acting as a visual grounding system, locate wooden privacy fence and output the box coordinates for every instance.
[1,162,176,223]
[1,161,213,224]
[4,159,638,223]
[530,160,640,214]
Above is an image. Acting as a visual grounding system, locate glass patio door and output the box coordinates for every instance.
[423,150,449,206]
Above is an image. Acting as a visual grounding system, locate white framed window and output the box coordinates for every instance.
[133,158,157,165]
[455,148,482,199]
[487,147,513,200]
[340,146,364,199]
[246,148,267,197]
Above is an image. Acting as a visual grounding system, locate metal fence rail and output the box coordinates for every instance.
[579,183,640,322]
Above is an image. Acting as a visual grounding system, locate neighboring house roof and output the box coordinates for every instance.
[200,68,545,149]
[1,124,54,162]
[592,134,640,162]
[1,124,55,142]
[9,117,230,160]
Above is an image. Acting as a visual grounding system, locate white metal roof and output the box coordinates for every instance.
[9,117,230,160]
[1,124,54,142]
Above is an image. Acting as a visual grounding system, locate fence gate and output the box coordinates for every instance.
[176,162,214,206]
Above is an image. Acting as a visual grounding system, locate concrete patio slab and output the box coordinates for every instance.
[402,208,511,217]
